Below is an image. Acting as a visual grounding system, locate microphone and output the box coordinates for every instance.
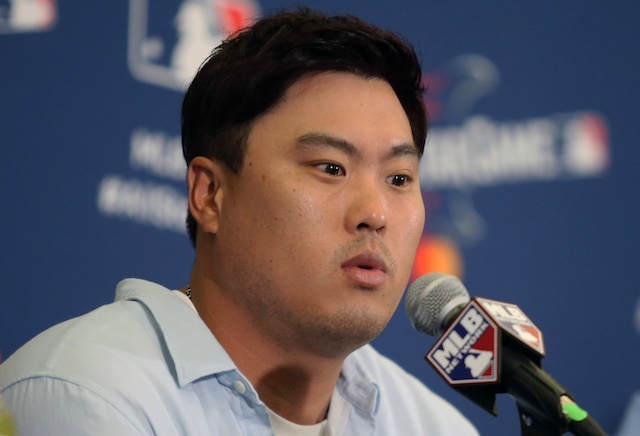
[405,273,606,436]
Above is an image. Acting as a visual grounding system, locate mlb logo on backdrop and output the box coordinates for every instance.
[427,302,499,385]
[0,0,56,33]
[128,0,260,91]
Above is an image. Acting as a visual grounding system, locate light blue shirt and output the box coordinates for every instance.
[0,279,477,435]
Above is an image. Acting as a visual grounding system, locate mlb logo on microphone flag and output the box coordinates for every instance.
[427,302,499,385]
[475,297,545,357]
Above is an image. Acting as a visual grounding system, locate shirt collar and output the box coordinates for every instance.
[115,278,381,417]
[338,348,381,416]
[115,278,236,387]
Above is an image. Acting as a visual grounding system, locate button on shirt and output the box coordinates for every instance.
[0,279,477,435]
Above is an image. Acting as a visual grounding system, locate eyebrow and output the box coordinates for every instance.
[295,132,419,161]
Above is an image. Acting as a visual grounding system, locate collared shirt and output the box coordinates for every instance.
[0,279,477,435]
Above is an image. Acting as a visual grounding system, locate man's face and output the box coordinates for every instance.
[211,72,425,357]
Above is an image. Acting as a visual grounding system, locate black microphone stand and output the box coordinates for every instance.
[452,336,607,436]
[501,346,605,436]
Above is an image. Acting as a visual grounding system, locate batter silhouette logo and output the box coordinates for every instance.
[427,302,499,385]
[0,0,57,33]
[128,0,259,91]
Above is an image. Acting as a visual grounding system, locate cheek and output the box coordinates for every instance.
[394,193,425,233]
[274,189,346,280]
[276,189,334,251]
[395,200,426,270]
[410,203,426,241]
[237,179,332,256]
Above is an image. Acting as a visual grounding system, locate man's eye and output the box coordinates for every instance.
[387,174,411,187]
[319,163,345,176]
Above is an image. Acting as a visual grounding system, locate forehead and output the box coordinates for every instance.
[246,72,416,156]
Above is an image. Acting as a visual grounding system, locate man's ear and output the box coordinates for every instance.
[187,156,228,235]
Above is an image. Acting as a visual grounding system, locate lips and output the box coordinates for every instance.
[341,251,388,287]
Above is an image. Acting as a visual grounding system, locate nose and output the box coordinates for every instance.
[344,179,387,235]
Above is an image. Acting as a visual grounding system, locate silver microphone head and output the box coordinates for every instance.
[405,273,470,337]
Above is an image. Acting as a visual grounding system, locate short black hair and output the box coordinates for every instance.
[182,7,427,246]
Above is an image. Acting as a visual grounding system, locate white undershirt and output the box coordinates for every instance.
[173,291,328,435]
[266,406,328,436]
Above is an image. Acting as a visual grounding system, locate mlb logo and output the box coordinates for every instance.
[476,297,545,357]
[562,112,609,177]
[128,0,260,91]
[0,0,57,33]
[427,302,499,385]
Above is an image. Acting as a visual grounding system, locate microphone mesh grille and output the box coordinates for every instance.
[405,273,469,336]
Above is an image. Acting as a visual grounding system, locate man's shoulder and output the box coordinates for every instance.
[0,279,234,434]
[0,279,179,393]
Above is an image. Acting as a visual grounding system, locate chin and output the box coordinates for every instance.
[302,307,391,358]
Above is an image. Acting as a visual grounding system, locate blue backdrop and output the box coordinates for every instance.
[2,1,639,434]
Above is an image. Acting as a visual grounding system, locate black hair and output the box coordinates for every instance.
[182,7,427,246]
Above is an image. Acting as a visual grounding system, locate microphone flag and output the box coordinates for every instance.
[427,298,545,387]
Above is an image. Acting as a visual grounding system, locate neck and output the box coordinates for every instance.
[253,364,335,424]
[190,273,344,425]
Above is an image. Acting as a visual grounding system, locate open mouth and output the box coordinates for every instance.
[341,251,388,286]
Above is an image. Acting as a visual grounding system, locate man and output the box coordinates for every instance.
[0,8,477,435]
